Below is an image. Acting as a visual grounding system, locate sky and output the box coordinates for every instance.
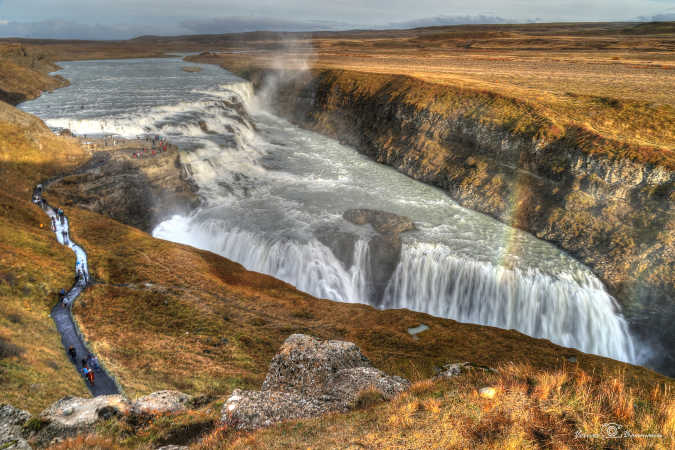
[0,0,673,39]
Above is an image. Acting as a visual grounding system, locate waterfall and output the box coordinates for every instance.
[153,216,372,303]
[382,242,636,363]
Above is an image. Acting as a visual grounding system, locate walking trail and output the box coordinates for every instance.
[32,185,119,396]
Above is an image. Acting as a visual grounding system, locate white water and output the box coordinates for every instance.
[21,57,639,364]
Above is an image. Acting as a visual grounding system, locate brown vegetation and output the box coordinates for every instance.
[202,363,673,449]
[187,22,675,163]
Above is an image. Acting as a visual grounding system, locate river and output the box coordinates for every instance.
[20,57,640,364]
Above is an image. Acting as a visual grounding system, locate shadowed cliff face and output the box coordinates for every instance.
[47,147,200,233]
[242,68,674,374]
[317,209,415,304]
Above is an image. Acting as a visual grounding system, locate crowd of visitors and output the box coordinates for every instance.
[132,135,172,159]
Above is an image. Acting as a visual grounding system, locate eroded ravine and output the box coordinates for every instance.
[20,57,642,369]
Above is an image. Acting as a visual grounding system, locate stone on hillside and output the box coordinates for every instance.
[262,334,372,396]
[479,387,497,399]
[223,389,328,431]
[132,390,193,416]
[36,395,130,446]
[436,362,471,378]
[436,361,498,379]
[0,404,32,450]
[223,334,409,430]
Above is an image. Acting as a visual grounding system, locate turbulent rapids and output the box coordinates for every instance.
[21,57,639,364]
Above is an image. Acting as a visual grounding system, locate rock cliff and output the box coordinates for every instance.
[47,146,200,232]
[239,68,674,374]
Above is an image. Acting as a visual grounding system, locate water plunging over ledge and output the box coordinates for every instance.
[21,57,640,365]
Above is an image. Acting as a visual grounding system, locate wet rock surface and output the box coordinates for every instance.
[343,209,415,303]
[222,334,409,430]
[315,209,415,304]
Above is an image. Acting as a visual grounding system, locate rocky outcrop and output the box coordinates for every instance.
[222,334,409,430]
[316,209,415,304]
[240,68,675,375]
[47,148,200,232]
[0,391,195,447]
[0,404,31,450]
[35,395,131,446]
[132,390,193,416]
[343,209,415,303]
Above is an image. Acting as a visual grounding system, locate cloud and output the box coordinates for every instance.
[382,14,511,30]
[0,19,184,40]
[637,13,675,21]
[180,17,350,34]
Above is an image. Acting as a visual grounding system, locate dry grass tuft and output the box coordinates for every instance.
[191,362,673,449]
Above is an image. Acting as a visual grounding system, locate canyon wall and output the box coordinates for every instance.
[238,68,674,372]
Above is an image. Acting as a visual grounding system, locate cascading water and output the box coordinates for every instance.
[21,57,639,365]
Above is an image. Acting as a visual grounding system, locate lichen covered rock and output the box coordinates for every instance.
[222,334,409,430]
[132,390,193,416]
[0,404,32,450]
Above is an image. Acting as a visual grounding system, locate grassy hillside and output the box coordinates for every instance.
[0,44,69,105]
[0,104,90,412]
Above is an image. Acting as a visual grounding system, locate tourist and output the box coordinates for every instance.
[68,346,76,360]
[62,230,69,245]
[81,361,94,385]
[51,216,56,231]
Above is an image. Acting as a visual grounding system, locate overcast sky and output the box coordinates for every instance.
[0,0,673,39]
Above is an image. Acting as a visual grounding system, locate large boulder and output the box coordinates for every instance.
[222,334,409,430]
[0,404,31,450]
[223,389,328,430]
[132,390,193,416]
[36,395,130,446]
[262,334,372,396]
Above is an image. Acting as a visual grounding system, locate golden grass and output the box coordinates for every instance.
[0,116,90,412]
[194,363,674,450]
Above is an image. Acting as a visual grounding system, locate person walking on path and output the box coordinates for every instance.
[87,354,101,372]
[81,360,94,385]
[51,216,56,231]
[68,346,76,360]
[62,230,69,245]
